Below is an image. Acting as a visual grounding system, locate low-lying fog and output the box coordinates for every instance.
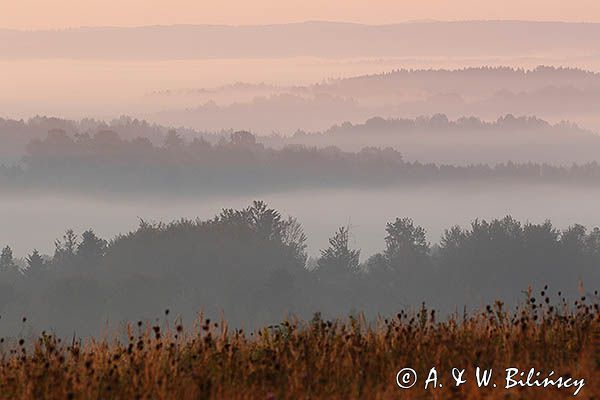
[2,182,598,259]
[3,55,600,122]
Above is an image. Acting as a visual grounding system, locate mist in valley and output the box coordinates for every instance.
[0,19,599,338]
[3,183,600,259]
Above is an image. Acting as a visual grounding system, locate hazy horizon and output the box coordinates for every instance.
[3,18,600,31]
[1,19,599,133]
[2,0,600,30]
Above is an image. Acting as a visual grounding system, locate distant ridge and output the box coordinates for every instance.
[2,19,598,32]
[156,65,600,93]
[1,21,599,60]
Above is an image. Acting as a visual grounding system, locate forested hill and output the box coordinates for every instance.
[2,113,600,166]
[3,127,600,196]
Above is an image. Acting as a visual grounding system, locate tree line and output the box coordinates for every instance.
[0,201,597,337]
[2,128,600,195]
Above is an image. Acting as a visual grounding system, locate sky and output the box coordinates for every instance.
[1,0,599,30]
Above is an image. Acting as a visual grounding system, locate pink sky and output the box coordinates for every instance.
[1,0,599,29]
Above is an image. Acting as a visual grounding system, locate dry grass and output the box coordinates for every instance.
[0,293,598,399]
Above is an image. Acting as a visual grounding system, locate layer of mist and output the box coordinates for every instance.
[3,183,600,260]
[2,113,600,168]
[152,66,600,133]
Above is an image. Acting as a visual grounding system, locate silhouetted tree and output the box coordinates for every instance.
[77,229,107,267]
[164,129,184,149]
[384,217,429,270]
[317,226,360,278]
[281,216,308,267]
[53,229,78,266]
[0,246,18,313]
[0,246,15,269]
[25,249,45,275]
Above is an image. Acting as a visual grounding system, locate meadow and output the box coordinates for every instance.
[0,292,597,399]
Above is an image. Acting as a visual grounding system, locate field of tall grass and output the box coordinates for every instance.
[0,291,598,399]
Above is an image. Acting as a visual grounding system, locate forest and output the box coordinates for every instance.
[4,126,600,196]
[0,201,597,337]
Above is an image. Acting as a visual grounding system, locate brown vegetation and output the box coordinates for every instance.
[0,294,598,399]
